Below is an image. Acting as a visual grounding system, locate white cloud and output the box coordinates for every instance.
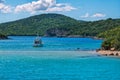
[81,13,89,18]
[81,13,106,18]
[91,13,106,18]
[0,3,11,13]
[14,0,76,13]
[46,4,76,12]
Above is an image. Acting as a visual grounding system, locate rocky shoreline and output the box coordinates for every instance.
[97,50,120,56]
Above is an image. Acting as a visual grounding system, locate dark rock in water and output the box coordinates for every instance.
[104,54,107,56]
[96,49,101,52]
[109,53,114,56]
[0,34,8,39]
[115,53,119,56]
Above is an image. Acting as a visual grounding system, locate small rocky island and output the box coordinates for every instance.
[0,34,8,39]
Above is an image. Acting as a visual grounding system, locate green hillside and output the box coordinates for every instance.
[0,13,80,36]
[79,18,120,36]
[98,26,120,50]
[0,13,120,37]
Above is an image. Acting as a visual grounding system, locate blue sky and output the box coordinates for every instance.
[0,0,120,23]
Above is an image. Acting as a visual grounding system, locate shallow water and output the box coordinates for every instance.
[0,51,120,80]
[0,36,120,80]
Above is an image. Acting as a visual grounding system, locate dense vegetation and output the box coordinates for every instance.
[80,18,120,36]
[0,13,120,37]
[0,13,80,36]
[98,26,120,50]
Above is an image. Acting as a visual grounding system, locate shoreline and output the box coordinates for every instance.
[7,35,102,39]
[97,50,120,56]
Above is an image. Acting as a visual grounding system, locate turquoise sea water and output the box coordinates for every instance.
[0,36,102,51]
[0,36,120,80]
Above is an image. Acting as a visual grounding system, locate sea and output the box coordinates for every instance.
[0,36,120,80]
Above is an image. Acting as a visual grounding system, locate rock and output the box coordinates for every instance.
[109,53,114,56]
[45,28,69,37]
[115,53,119,56]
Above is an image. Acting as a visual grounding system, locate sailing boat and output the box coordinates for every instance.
[33,35,43,47]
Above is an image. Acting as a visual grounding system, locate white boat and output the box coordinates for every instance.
[33,36,43,47]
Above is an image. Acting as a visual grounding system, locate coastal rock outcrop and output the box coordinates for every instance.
[45,28,69,37]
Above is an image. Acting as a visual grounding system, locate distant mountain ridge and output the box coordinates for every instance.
[0,13,120,37]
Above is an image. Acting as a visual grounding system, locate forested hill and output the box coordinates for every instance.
[98,26,120,50]
[98,26,120,38]
[80,18,120,36]
[0,13,120,37]
[0,13,80,36]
